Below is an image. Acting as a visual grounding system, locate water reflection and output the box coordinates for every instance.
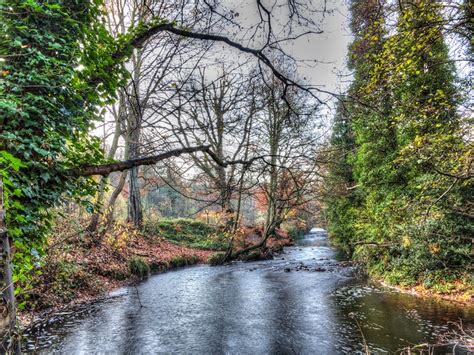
[25,232,473,354]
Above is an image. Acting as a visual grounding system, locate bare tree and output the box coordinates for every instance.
[156,67,259,226]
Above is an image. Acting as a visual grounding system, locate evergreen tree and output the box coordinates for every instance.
[327,0,472,291]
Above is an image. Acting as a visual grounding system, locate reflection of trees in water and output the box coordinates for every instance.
[333,285,473,353]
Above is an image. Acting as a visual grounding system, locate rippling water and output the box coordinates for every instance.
[24,232,473,354]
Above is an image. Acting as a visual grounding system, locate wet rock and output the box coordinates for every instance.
[314,267,326,272]
[284,268,291,272]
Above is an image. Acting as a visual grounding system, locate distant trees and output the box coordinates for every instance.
[326,0,472,288]
[256,80,320,239]
[162,67,259,228]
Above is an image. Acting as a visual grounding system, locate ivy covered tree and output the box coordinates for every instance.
[326,0,389,252]
[326,0,472,292]
[368,0,473,288]
[0,0,118,300]
[324,101,357,251]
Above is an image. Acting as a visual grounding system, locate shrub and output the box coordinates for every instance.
[208,252,226,266]
[169,255,199,268]
[128,256,150,279]
[286,225,306,240]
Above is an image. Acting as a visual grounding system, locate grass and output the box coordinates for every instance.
[169,255,199,268]
[142,218,228,250]
[208,252,226,266]
[128,256,150,279]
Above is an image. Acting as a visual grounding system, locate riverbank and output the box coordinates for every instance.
[18,220,294,327]
[327,239,473,306]
[376,279,474,306]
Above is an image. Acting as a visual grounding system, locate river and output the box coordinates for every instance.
[24,231,473,354]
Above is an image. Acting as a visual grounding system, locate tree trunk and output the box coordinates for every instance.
[128,164,143,228]
[87,95,125,233]
[86,178,107,233]
[105,170,128,228]
[0,233,15,332]
[0,181,19,352]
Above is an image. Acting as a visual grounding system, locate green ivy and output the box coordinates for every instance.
[0,0,135,300]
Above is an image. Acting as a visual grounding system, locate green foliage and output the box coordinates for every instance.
[128,256,150,279]
[0,0,153,292]
[142,218,228,250]
[208,252,226,266]
[285,225,306,240]
[325,0,473,293]
[0,0,104,292]
[169,255,199,268]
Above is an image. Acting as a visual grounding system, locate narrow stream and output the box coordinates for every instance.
[25,231,473,354]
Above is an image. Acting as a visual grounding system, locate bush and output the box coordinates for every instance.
[169,255,199,268]
[128,256,150,279]
[208,252,226,266]
[286,225,306,240]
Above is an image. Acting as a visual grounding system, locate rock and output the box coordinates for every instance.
[314,267,326,272]
[339,261,353,267]
[284,268,291,272]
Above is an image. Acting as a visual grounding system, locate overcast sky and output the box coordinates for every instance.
[283,1,352,94]
[215,0,353,119]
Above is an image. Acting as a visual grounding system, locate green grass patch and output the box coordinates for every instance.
[169,255,199,268]
[142,218,228,250]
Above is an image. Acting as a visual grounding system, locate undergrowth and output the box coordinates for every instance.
[142,218,228,250]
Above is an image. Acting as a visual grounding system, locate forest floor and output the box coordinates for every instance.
[18,218,294,326]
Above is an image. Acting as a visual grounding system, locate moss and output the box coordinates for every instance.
[128,256,150,279]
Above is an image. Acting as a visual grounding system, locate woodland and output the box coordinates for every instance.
[0,0,472,351]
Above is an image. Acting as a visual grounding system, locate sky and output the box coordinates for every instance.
[97,1,353,144]
[214,0,353,123]
[283,2,352,94]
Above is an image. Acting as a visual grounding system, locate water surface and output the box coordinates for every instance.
[25,232,473,354]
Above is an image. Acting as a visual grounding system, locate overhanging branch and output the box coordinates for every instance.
[72,146,211,176]
[70,143,314,177]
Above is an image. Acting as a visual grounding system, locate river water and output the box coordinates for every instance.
[24,231,473,354]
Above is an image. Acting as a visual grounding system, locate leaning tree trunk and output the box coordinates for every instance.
[105,170,128,229]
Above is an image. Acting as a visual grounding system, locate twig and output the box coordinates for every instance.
[349,312,370,354]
